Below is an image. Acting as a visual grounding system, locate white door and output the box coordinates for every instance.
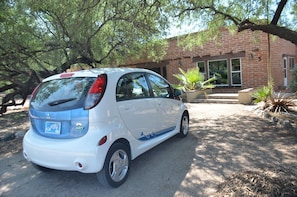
[147,74,180,133]
[284,57,288,87]
[116,73,159,141]
[154,97,180,133]
[117,99,158,140]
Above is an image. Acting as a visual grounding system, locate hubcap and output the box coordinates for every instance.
[182,115,189,135]
[109,149,129,182]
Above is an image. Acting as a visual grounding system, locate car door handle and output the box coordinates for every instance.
[123,104,133,110]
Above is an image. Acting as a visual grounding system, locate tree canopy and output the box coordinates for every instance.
[166,0,297,47]
[0,0,168,113]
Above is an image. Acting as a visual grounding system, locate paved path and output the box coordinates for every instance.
[1,103,296,197]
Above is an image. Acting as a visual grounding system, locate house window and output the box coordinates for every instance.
[289,57,295,70]
[208,60,228,86]
[148,67,167,79]
[197,61,206,79]
[231,58,242,86]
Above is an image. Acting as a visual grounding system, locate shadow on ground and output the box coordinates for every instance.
[179,110,297,196]
[1,104,297,197]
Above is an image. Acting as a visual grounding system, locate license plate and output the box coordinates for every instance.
[45,121,61,135]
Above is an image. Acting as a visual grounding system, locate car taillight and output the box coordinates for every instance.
[84,74,107,110]
[31,83,41,98]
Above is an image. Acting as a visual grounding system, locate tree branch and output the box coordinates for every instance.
[271,0,288,25]
[238,23,297,45]
[177,5,242,26]
[0,84,18,92]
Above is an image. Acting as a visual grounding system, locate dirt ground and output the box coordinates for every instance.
[0,104,297,196]
[187,104,297,196]
[0,110,29,155]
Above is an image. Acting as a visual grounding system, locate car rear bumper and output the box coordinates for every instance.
[23,128,109,173]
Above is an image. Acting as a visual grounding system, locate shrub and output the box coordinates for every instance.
[173,67,216,92]
[289,64,297,92]
[269,92,296,113]
[252,85,296,112]
[252,86,272,105]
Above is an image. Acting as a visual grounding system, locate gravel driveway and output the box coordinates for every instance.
[0,103,296,197]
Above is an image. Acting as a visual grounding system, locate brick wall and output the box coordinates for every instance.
[270,36,296,89]
[125,29,296,92]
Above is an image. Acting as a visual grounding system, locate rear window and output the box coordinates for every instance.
[31,77,95,111]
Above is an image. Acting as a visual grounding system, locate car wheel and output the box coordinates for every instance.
[97,143,130,188]
[32,163,53,172]
[178,111,189,138]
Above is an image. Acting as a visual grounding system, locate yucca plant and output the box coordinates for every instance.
[269,92,296,113]
[252,85,296,112]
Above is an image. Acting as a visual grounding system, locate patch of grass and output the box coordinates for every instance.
[214,166,297,197]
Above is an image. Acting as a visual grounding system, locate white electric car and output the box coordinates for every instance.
[23,68,189,187]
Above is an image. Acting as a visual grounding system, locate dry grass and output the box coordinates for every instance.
[214,166,297,197]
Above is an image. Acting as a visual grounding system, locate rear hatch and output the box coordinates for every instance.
[30,77,96,139]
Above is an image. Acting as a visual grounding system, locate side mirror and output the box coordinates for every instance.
[174,88,182,97]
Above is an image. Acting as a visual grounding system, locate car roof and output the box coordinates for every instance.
[43,67,155,82]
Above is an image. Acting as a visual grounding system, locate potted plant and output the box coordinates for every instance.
[173,67,216,102]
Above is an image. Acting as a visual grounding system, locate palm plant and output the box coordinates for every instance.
[173,67,216,92]
[252,85,272,104]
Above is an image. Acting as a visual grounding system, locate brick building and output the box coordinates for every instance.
[124,29,297,92]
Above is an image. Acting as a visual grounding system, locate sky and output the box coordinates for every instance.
[166,19,202,38]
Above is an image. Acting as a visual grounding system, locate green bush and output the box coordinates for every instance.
[173,67,216,92]
[252,85,272,104]
[289,64,297,92]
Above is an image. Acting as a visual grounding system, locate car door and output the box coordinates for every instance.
[116,72,159,141]
[146,74,181,134]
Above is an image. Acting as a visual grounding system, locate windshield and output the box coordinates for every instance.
[31,77,95,111]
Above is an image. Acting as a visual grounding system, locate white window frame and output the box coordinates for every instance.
[289,57,295,70]
[284,57,288,87]
[230,58,242,86]
[208,59,228,86]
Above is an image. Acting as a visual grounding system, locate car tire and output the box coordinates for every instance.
[96,143,130,188]
[32,163,53,172]
[177,111,189,138]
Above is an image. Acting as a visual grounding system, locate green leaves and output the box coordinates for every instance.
[173,67,215,91]
[165,0,297,46]
[0,0,171,112]
[252,85,297,113]
[289,64,297,91]
[4,0,169,71]
[252,86,273,103]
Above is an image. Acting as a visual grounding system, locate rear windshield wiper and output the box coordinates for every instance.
[48,98,77,106]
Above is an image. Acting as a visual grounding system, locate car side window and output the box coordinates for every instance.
[116,73,150,101]
[147,74,173,98]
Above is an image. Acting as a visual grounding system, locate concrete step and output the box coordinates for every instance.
[192,93,239,104]
[192,98,239,104]
[206,93,238,99]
